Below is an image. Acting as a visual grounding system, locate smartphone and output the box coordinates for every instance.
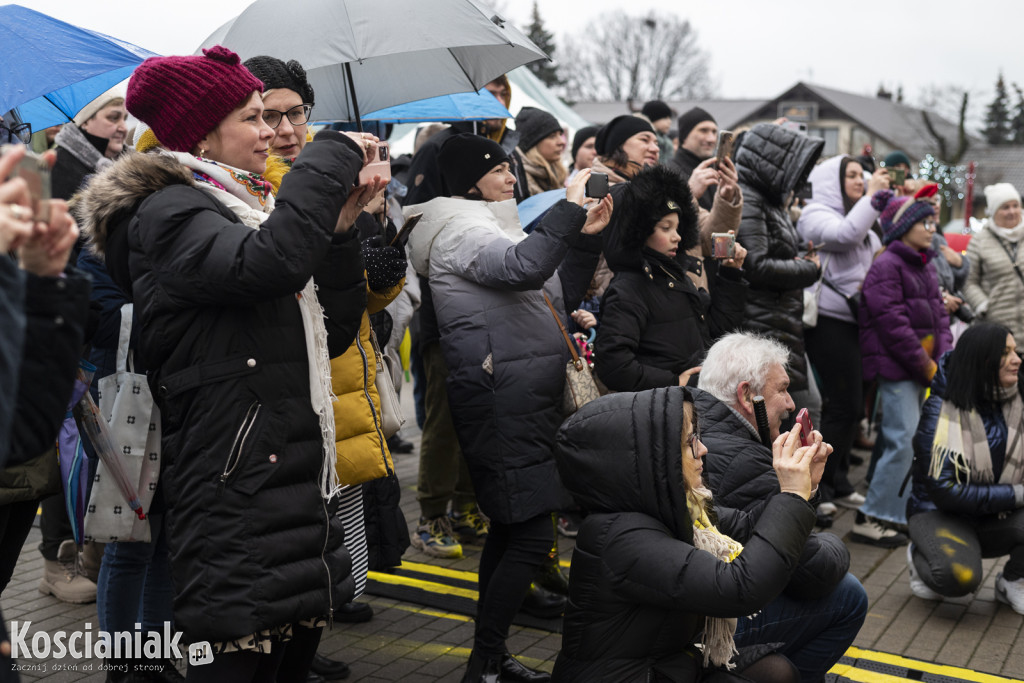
[585,172,608,199]
[796,181,813,201]
[782,121,808,134]
[3,146,52,222]
[713,130,734,170]
[795,408,813,447]
[390,212,423,249]
[711,232,735,259]
[358,141,391,186]
[888,167,906,187]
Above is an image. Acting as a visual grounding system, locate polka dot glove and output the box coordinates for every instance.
[362,236,407,291]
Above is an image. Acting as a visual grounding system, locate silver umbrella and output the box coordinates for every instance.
[199,0,547,128]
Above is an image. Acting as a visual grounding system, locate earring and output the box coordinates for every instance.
[199,148,206,157]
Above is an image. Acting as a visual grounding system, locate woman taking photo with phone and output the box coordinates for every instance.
[406,133,611,682]
[797,155,888,519]
[906,323,1024,612]
[79,46,376,682]
[553,386,835,682]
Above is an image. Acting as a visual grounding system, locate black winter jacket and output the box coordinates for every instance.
[667,146,715,211]
[552,388,816,682]
[79,132,368,643]
[908,353,1020,520]
[734,124,824,391]
[694,389,851,600]
[597,254,746,391]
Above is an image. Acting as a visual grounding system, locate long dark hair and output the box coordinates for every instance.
[944,323,1017,410]
[838,156,862,215]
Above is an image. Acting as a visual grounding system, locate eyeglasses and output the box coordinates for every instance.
[685,427,701,455]
[923,220,938,232]
[262,104,313,130]
[0,121,32,145]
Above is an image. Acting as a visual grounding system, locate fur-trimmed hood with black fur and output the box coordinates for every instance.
[602,164,700,272]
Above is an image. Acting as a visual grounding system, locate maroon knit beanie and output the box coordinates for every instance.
[126,45,264,153]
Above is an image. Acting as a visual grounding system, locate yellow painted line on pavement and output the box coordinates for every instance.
[367,570,478,601]
[833,647,1022,683]
[389,603,473,622]
[400,561,479,583]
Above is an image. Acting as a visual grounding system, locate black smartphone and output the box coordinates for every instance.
[585,172,608,199]
[390,213,423,249]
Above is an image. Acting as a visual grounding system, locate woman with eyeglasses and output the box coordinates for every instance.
[905,323,1024,613]
[855,185,952,547]
[244,55,409,682]
[552,386,827,683]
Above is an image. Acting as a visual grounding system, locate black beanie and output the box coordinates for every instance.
[641,100,673,123]
[438,133,510,197]
[571,125,599,161]
[595,115,655,156]
[515,106,562,152]
[244,55,315,105]
[676,107,715,142]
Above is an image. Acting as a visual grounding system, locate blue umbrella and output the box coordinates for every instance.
[1,5,156,130]
[361,88,512,124]
[517,189,566,233]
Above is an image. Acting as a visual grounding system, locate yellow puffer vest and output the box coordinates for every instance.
[330,282,403,482]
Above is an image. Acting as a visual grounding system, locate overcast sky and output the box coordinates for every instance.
[14,0,1021,120]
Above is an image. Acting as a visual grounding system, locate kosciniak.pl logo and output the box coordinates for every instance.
[9,621,184,660]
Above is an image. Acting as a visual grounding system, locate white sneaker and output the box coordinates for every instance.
[851,514,908,547]
[996,573,1024,614]
[817,502,838,517]
[834,492,866,509]
[907,545,941,600]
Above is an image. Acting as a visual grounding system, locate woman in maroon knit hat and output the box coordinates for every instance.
[78,46,384,682]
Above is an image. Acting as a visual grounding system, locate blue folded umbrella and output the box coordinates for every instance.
[517,189,566,233]
[1,5,156,130]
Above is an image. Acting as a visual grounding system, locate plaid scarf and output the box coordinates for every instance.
[687,487,744,669]
[930,386,1024,486]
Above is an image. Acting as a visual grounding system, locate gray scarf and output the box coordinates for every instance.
[54,123,112,173]
[930,386,1024,486]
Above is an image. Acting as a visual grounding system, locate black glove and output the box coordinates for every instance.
[362,235,406,291]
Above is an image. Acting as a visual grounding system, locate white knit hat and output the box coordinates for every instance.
[984,183,1022,216]
[73,84,127,127]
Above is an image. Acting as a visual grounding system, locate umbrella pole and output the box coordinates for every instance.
[345,63,362,132]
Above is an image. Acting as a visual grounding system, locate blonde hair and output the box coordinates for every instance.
[523,145,567,192]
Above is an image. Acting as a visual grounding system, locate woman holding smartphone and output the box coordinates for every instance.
[797,155,888,520]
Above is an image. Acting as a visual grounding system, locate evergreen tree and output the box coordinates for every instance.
[525,1,563,88]
[1011,83,1024,145]
[983,73,1011,145]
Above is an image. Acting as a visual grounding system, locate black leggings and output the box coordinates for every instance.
[805,316,862,501]
[0,499,39,594]
[184,625,322,683]
[475,513,553,657]
[909,509,1024,596]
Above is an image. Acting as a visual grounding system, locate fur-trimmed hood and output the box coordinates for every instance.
[603,164,699,272]
[76,151,195,259]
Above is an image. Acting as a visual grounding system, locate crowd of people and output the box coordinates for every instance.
[1,39,1024,683]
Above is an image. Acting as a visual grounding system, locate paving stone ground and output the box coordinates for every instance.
[4,384,1024,681]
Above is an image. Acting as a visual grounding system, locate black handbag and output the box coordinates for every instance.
[822,278,860,320]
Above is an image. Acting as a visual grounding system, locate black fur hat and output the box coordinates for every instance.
[623,165,699,250]
[604,165,699,270]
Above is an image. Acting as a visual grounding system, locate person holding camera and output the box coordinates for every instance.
[796,154,888,518]
[405,133,612,682]
[76,46,381,682]
[595,164,747,392]
[963,183,1024,338]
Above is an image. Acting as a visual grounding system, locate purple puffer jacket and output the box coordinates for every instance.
[860,240,952,385]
